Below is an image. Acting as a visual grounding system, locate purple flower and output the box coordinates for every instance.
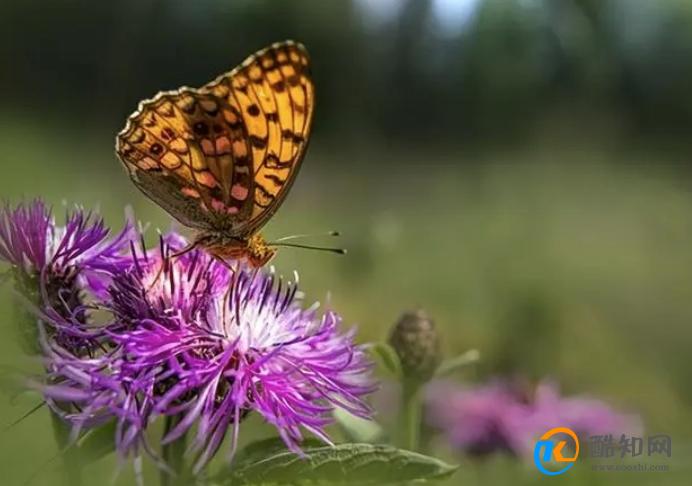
[426,378,640,459]
[0,200,135,287]
[0,200,136,352]
[42,245,376,473]
[0,199,52,272]
[523,380,641,442]
[426,380,532,456]
[108,235,229,325]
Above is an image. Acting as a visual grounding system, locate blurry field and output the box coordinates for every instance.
[0,116,691,485]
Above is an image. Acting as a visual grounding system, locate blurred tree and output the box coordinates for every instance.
[2,0,692,152]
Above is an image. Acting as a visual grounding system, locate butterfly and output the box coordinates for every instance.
[115,40,314,267]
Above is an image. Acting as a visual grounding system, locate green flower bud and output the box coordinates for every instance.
[388,309,441,384]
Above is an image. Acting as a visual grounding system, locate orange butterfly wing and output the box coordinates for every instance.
[203,41,314,234]
[115,41,314,237]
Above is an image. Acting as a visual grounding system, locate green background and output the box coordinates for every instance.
[1,0,691,484]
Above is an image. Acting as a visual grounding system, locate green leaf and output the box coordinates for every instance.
[233,437,324,467]
[367,343,402,379]
[216,443,458,485]
[8,273,43,356]
[434,349,480,377]
[75,420,118,463]
[333,407,384,443]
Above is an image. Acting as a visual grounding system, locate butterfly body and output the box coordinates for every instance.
[116,41,314,267]
[194,232,275,268]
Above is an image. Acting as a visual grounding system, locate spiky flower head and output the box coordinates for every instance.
[0,200,134,285]
[42,241,376,473]
[0,200,135,352]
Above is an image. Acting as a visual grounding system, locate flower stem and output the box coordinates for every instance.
[400,379,423,451]
[50,411,83,486]
[161,415,187,486]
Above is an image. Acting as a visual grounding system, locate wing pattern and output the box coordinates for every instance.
[115,40,314,236]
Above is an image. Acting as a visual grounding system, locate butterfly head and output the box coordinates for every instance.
[245,234,276,267]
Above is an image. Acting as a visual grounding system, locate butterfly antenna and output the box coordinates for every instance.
[269,242,347,255]
[274,230,340,242]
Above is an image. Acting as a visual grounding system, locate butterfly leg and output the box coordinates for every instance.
[168,240,201,260]
[210,254,236,273]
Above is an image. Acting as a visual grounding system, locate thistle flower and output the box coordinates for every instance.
[0,199,53,274]
[42,243,376,473]
[4,202,376,474]
[107,234,229,325]
[0,200,135,352]
[0,200,135,287]
[426,378,640,458]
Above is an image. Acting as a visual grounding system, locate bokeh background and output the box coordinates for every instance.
[1,0,692,484]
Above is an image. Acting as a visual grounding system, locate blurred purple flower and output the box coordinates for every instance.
[525,380,641,441]
[426,378,640,459]
[426,380,531,456]
[42,244,376,473]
